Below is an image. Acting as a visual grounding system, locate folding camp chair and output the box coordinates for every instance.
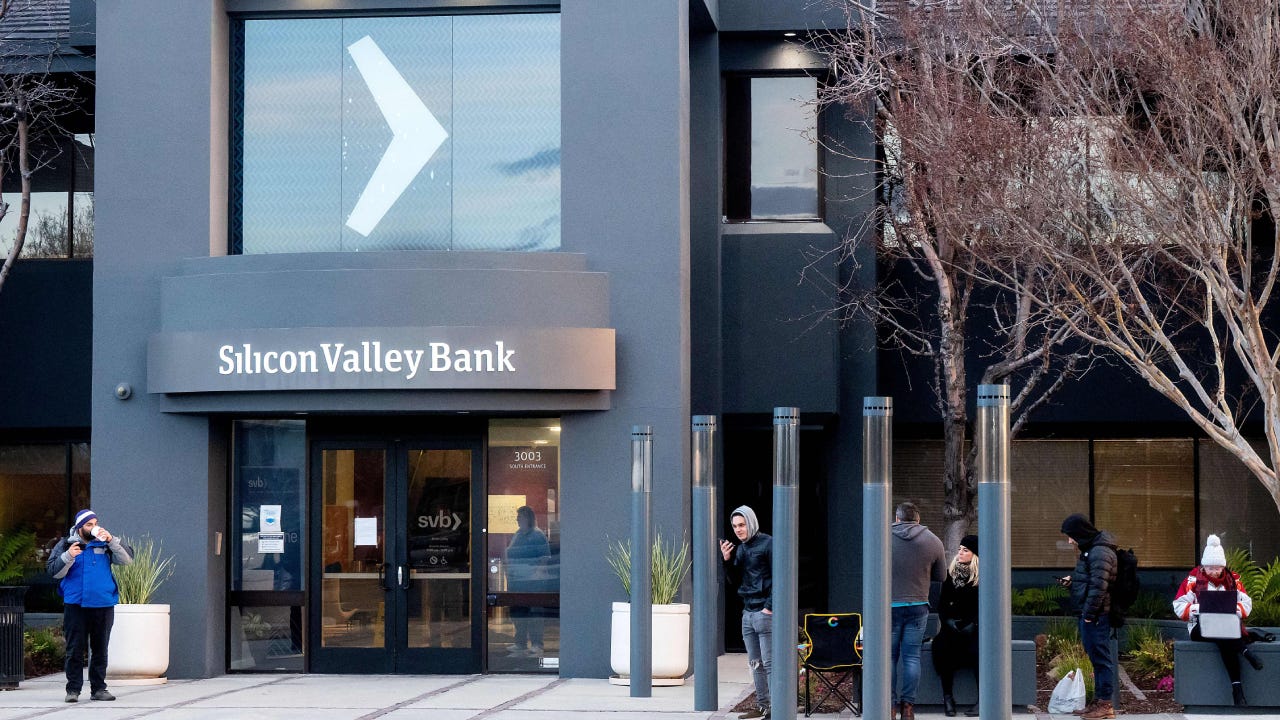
[799,612,862,717]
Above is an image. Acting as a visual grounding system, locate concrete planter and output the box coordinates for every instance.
[608,602,690,685]
[105,604,169,684]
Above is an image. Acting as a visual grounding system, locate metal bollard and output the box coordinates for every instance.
[862,397,893,719]
[630,425,653,697]
[977,385,1012,720]
[692,415,718,711]
[771,407,800,720]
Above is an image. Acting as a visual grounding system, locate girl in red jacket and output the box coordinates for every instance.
[1172,534,1262,706]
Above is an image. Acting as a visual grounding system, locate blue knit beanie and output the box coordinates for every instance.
[71,509,97,533]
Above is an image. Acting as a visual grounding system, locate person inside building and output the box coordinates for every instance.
[933,534,980,717]
[505,505,550,657]
[721,505,772,719]
[1172,534,1263,706]
[46,509,133,703]
[890,501,947,720]
[1059,513,1118,719]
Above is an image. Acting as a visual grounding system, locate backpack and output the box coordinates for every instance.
[1109,546,1140,626]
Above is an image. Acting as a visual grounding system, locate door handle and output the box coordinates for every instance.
[399,565,411,591]
[378,562,391,591]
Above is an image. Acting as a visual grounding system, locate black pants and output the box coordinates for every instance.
[1191,623,1245,683]
[64,604,114,694]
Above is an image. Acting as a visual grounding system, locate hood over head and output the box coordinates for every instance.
[1061,513,1101,545]
[732,505,759,541]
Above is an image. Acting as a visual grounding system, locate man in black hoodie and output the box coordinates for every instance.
[1060,513,1119,719]
[721,505,772,719]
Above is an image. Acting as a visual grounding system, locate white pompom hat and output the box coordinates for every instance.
[1201,534,1227,567]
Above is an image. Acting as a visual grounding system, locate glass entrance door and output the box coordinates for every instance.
[310,439,482,673]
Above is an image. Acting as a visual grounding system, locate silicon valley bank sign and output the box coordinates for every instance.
[147,327,615,394]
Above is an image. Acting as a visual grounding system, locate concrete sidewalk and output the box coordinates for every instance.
[0,654,1219,719]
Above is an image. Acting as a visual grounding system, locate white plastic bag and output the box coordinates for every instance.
[1047,667,1087,713]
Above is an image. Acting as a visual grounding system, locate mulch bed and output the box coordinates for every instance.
[731,654,1184,715]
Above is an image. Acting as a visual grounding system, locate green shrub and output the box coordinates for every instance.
[111,535,175,605]
[0,529,40,584]
[1127,589,1176,620]
[1011,584,1068,616]
[1040,616,1081,664]
[1123,620,1162,654]
[1226,546,1280,626]
[605,531,690,605]
[1049,643,1096,701]
[23,625,65,676]
[1125,633,1174,681]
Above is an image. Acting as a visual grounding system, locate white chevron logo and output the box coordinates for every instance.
[345,36,448,237]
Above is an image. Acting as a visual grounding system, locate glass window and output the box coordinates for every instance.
[486,418,560,672]
[0,442,90,611]
[724,75,820,221]
[232,420,306,593]
[1199,439,1280,564]
[0,133,94,258]
[235,13,560,254]
[1011,441,1089,568]
[230,419,306,672]
[1094,440,1194,567]
[890,440,950,533]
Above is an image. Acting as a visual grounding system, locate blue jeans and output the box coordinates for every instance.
[891,604,929,704]
[1080,614,1115,702]
[742,609,773,707]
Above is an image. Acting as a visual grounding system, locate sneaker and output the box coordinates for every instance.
[1080,699,1115,719]
[64,692,79,703]
[737,708,767,719]
[90,689,116,701]
[506,644,527,656]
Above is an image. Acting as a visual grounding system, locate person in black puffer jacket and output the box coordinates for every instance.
[1060,513,1118,719]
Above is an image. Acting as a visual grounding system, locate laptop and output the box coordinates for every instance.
[1198,589,1242,639]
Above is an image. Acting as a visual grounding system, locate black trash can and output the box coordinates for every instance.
[0,586,26,690]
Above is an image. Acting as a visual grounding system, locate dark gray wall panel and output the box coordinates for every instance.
[0,260,91,429]
[159,257,609,332]
[94,0,229,679]
[560,0,691,678]
[719,0,851,32]
[721,224,839,414]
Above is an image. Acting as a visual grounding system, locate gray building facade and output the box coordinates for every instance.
[82,0,872,678]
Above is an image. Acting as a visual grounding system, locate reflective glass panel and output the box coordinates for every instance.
[230,604,304,672]
[233,420,306,592]
[405,448,472,649]
[320,449,387,648]
[1011,441,1089,568]
[1199,439,1280,564]
[1094,440,1194,567]
[486,419,560,671]
[238,14,561,253]
[750,77,818,220]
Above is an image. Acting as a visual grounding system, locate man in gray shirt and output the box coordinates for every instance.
[890,502,947,720]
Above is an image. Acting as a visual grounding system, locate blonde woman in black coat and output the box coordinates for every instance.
[932,535,980,717]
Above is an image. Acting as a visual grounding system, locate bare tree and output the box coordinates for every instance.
[976,0,1280,515]
[811,1,1090,550]
[0,0,79,295]
[827,0,1280,518]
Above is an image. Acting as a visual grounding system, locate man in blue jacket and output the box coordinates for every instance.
[721,505,772,719]
[46,509,133,703]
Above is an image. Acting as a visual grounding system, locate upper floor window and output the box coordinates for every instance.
[724,75,820,222]
[232,13,560,254]
[0,132,94,259]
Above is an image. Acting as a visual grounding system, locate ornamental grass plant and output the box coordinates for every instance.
[111,535,175,604]
[606,531,691,605]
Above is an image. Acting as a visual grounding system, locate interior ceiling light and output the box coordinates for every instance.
[783,31,797,37]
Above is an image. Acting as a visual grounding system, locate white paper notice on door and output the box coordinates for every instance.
[258,531,285,553]
[354,517,378,546]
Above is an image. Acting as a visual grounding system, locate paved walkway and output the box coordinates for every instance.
[0,655,1234,719]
